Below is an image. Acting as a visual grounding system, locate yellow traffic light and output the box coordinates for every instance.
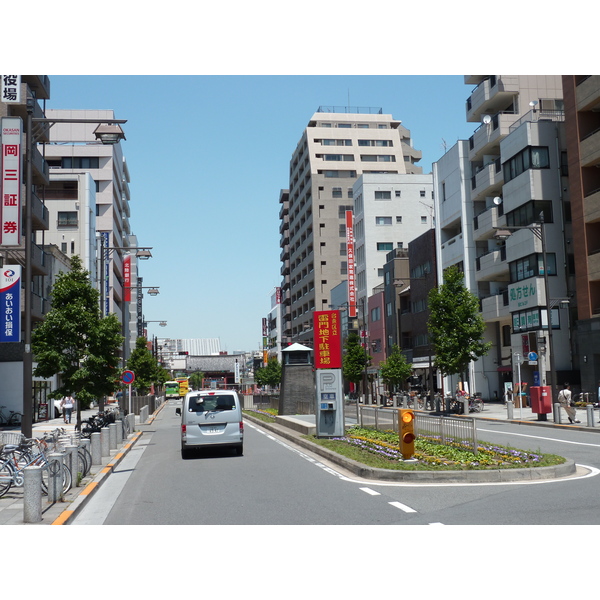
[399,409,415,459]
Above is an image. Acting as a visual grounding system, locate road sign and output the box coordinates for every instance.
[528,352,538,361]
[121,370,135,385]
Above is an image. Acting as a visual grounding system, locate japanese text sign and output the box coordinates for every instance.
[1,117,22,246]
[1,265,21,342]
[313,310,342,370]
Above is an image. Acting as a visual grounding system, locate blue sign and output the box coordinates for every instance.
[1,266,21,343]
[121,370,135,384]
[528,352,538,361]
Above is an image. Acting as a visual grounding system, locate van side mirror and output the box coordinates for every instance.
[175,408,181,416]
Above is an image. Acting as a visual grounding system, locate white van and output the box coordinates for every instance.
[176,389,244,458]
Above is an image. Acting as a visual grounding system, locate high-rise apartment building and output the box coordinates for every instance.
[282,107,423,346]
[41,109,138,359]
[434,76,572,399]
[562,75,600,393]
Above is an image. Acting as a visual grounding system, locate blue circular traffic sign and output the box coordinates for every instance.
[121,370,135,384]
[528,352,538,361]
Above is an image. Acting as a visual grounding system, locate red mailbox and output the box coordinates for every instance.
[530,386,552,414]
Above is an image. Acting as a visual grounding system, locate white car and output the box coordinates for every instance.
[176,389,244,459]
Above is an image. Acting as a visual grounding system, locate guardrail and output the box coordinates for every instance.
[356,405,478,455]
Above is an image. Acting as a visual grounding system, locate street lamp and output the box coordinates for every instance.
[494,211,558,405]
[21,107,128,437]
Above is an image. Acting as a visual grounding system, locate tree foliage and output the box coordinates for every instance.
[427,265,491,380]
[379,345,412,392]
[32,255,124,408]
[254,357,282,388]
[189,371,205,390]
[126,336,166,395]
[343,332,370,385]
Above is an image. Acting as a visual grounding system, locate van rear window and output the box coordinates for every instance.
[188,394,236,412]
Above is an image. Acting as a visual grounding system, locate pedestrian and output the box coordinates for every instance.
[60,394,75,424]
[557,383,579,424]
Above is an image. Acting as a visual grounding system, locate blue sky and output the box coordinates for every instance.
[44,75,479,351]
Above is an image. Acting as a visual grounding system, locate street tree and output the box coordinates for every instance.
[32,255,123,423]
[427,265,491,391]
[343,332,371,397]
[189,371,205,390]
[126,336,165,395]
[379,344,412,393]
[254,357,282,388]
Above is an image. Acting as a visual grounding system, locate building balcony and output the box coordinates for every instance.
[575,75,600,112]
[475,247,508,282]
[473,205,506,241]
[589,249,600,282]
[470,158,503,201]
[29,144,50,186]
[31,190,49,231]
[584,188,600,223]
[22,75,51,100]
[468,112,515,163]
[466,76,520,123]
[481,290,510,322]
[440,232,465,266]
[31,242,48,277]
[580,128,600,168]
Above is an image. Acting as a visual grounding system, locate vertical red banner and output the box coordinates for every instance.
[123,254,131,302]
[345,210,356,318]
[313,310,342,369]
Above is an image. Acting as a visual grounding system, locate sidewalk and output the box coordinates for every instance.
[0,403,155,526]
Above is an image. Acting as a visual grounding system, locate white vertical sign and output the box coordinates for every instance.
[1,76,21,103]
[1,117,22,246]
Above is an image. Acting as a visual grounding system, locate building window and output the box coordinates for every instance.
[396,216,402,223]
[332,187,343,198]
[340,261,348,274]
[371,306,381,321]
[509,253,556,283]
[57,211,78,226]
[377,242,393,251]
[62,157,99,169]
[420,190,426,197]
[503,146,550,184]
[506,200,553,227]
[421,216,427,224]
[376,216,392,225]
[374,190,391,200]
[395,190,401,197]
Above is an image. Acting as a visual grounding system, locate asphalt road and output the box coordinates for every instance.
[72,401,600,526]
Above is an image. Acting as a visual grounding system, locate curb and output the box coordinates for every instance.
[50,431,144,525]
[243,413,577,484]
[48,400,169,525]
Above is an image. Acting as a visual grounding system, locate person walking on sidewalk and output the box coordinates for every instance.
[60,395,75,424]
[557,383,580,424]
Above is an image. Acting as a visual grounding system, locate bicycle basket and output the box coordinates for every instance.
[0,432,25,446]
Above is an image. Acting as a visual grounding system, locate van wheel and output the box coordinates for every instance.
[235,444,243,456]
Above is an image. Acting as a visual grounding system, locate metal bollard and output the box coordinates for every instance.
[115,419,123,445]
[47,452,64,503]
[101,427,110,457]
[91,432,102,465]
[586,405,595,428]
[23,466,43,523]
[506,400,514,420]
[109,422,117,450]
[553,402,562,424]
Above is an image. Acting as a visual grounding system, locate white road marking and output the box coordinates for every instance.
[246,422,600,488]
[478,427,600,448]
[360,487,381,496]
[389,501,417,513]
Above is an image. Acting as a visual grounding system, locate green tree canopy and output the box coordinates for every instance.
[32,255,124,414]
[189,371,205,390]
[126,336,165,395]
[254,357,282,388]
[379,345,412,392]
[343,332,370,386]
[427,265,491,382]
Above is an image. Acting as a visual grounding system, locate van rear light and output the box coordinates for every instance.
[239,421,244,433]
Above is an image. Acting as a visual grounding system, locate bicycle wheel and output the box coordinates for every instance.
[40,461,72,495]
[8,412,22,426]
[474,400,484,413]
[77,448,91,477]
[0,459,14,497]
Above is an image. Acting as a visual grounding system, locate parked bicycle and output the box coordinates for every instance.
[80,407,120,438]
[0,437,72,498]
[0,405,23,427]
